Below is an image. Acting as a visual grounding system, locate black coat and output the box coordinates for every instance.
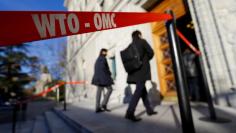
[127,39,154,84]
[92,55,114,86]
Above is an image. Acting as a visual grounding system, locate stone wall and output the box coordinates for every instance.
[188,0,236,107]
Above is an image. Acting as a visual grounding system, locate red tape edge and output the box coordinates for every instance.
[0,11,200,56]
[0,11,172,46]
[176,29,201,56]
[16,81,85,105]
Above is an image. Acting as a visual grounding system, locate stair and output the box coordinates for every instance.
[53,109,92,133]
[4,108,91,133]
[44,111,76,133]
[31,116,49,133]
[32,109,91,133]
[0,119,34,133]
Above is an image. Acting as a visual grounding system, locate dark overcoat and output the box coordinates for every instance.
[92,55,114,86]
[127,39,154,84]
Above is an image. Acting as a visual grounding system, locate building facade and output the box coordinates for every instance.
[64,0,236,107]
[64,0,159,104]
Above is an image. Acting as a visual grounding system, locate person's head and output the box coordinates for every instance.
[184,48,191,53]
[100,48,108,57]
[132,30,142,40]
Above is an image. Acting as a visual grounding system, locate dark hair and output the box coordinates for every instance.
[100,48,108,55]
[132,30,142,40]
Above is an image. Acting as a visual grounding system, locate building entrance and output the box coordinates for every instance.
[150,0,207,101]
[177,15,207,102]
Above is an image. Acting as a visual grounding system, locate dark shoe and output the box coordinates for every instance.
[147,111,157,116]
[125,114,142,122]
[95,108,104,113]
[102,105,111,112]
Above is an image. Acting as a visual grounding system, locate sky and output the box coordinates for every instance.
[0,0,66,11]
[0,0,67,77]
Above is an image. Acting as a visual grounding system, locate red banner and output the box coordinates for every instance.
[0,11,172,47]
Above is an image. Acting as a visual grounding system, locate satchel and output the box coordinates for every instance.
[120,43,142,74]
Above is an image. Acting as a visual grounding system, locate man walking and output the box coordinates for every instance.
[92,48,113,113]
[125,30,157,122]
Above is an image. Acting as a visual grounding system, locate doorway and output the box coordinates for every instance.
[150,0,207,102]
[176,14,207,102]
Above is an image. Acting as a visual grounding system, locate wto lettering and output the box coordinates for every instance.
[32,13,79,38]
[94,13,116,30]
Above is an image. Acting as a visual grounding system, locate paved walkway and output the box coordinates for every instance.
[57,100,236,133]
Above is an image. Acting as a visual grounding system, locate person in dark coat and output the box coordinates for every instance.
[183,48,200,101]
[125,30,157,122]
[92,48,113,113]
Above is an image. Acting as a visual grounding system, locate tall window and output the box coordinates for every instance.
[110,57,116,80]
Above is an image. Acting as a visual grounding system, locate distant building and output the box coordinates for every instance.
[64,0,236,107]
[35,66,52,95]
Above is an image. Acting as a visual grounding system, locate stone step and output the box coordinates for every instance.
[0,120,34,133]
[44,111,76,133]
[31,115,49,133]
[53,109,92,133]
[56,101,236,133]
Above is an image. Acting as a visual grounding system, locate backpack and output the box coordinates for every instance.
[120,43,142,74]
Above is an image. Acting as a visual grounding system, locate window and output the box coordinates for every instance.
[110,57,116,80]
